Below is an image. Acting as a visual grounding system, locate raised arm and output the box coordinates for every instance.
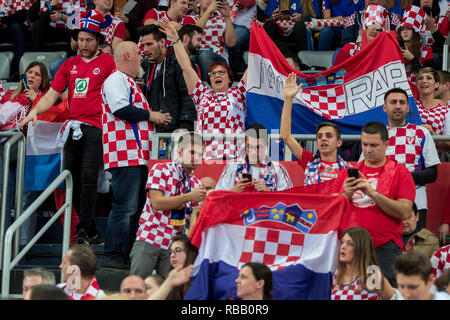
[160,21,199,95]
[195,1,217,29]
[280,72,304,160]
[218,1,237,48]
[148,265,193,300]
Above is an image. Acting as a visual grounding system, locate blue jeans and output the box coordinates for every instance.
[195,48,227,81]
[318,27,342,51]
[104,165,147,261]
[228,24,250,60]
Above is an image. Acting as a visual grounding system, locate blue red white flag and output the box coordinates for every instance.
[185,190,354,300]
[246,24,422,134]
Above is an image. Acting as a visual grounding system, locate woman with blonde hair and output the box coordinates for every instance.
[332,227,394,300]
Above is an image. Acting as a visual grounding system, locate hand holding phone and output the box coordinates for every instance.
[347,168,359,179]
[242,173,252,182]
[20,74,30,90]
[423,6,431,16]
[398,38,405,49]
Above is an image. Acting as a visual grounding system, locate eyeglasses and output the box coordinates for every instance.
[208,70,227,77]
[366,25,383,32]
[169,247,184,256]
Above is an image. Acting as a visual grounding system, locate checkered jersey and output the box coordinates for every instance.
[191,79,246,160]
[430,244,450,278]
[101,71,154,170]
[193,13,227,56]
[0,0,33,15]
[58,276,105,300]
[238,227,304,271]
[102,15,125,44]
[416,99,450,135]
[405,46,434,85]
[331,274,379,300]
[136,161,202,249]
[386,123,437,172]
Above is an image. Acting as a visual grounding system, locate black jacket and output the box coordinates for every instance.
[144,53,196,133]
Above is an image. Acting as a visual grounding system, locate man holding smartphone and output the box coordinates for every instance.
[215,123,293,192]
[332,121,416,287]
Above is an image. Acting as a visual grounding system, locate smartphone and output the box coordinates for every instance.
[398,38,405,49]
[423,6,431,16]
[20,74,29,90]
[347,168,359,179]
[242,173,252,182]
[280,9,290,15]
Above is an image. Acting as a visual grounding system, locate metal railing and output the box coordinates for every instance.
[1,170,73,298]
[0,131,26,269]
[443,36,449,71]
[149,132,450,161]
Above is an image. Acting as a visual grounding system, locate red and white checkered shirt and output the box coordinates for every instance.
[0,80,4,99]
[58,276,106,300]
[193,13,227,57]
[39,0,86,28]
[101,15,126,45]
[136,161,202,250]
[430,244,450,278]
[101,71,154,170]
[191,79,246,160]
[416,99,450,135]
[406,46,434,85]
[0,0,33,27]
[419,15,450,46]
[331,274,379,300]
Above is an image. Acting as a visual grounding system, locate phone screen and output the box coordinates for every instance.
[242,173,252,182]
[347,168,359,179]
[20,74,29,90]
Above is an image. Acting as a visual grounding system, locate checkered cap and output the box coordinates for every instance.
[363,5,389,31]
[399,5,426,32]
[238,227,304,271]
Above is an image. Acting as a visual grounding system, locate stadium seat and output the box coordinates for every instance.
[298,51,335,74]
[0,52,14,79]
[19,51,68,79]
[243,51,248,65]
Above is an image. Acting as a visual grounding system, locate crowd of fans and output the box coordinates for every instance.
[0,0,450,301]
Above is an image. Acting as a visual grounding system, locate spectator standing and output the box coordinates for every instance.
[0,0,34,80]
[57,244,106,300]
[280,73,349,186]
[100,41,171,269]
[332,121,416,286]
[193,0,237,81]
[139,24,196,134]
[391,251,450,299]
[129,132,206,279]
[382,87,440,228]
[21,10,116,245]
[22,267,56,299]
[235,262,273,300]
[143,0,196,30]
[332,227,394,300]
[402,203,440,259]
[216,123,293,192]
[396,5,434,86]
[161,21,248,161]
